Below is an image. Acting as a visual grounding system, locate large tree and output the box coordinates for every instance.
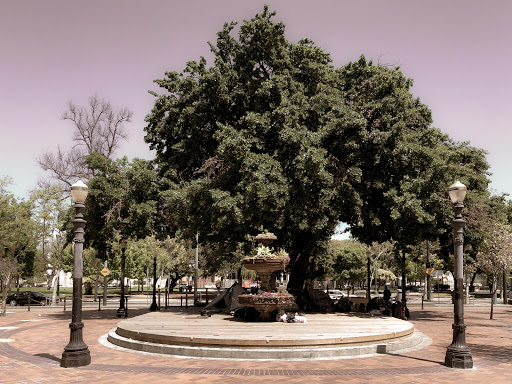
[144,7,489,292]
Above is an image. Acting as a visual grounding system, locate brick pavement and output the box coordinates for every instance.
[0,304,511,383]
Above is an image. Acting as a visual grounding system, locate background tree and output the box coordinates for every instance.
[107,236,194,292]
[1,178,37,315]
[477,222,512,319]
[160,236,195,289]
[30,186,70,292]
[461,192,509,294]
[0,249,19,316]
[80,247,104,300]
[38,95,132,188]
[328,240,367,291]
[84,154,160,262]
[119,239,153,292]
[367,241,394,292]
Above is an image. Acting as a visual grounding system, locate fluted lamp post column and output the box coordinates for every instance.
[149,252,159,312]
[445,180,473,369]
[117,239,128,318]
[61,180,91,368]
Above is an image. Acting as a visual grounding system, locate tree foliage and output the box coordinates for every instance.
[328,240,367,285]
[108,236,195,290]
[84,154,160,258]
[0,178,37,315]
[30,186,70,286]
[144,7,490,291]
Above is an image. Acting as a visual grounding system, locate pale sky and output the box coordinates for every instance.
[1,0,511,202]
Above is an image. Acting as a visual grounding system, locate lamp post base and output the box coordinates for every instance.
[116,308,127,318]
[445,346,473,369]
[61,348,91,368]
[149,302,159,311]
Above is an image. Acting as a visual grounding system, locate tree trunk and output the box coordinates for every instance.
[1,278,11,316]
[500,273,504,301]
[490,275,496,320]
[504,269,508,305]
[287,252,310,293]
[93,262,101,302]
[1,295,7,316]
[469,271,477,292]
[51,272,59,306]
[286,232,321,294]
[401,250,407,306]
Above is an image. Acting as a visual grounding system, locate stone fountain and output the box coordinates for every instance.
[237,233,294,321]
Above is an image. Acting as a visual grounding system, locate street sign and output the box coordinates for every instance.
[425,268,434,275]
[100,267,110,277]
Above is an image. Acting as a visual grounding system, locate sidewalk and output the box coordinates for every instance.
[1,304,511,383]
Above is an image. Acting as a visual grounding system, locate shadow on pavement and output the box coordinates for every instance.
[468,343,512,363]
[409,310,451,321]
[42,306,202,321]
[34,353,61,363]
[42,308,150,321]
[380,352,444,366]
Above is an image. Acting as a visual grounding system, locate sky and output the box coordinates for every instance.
[1,0,511,204]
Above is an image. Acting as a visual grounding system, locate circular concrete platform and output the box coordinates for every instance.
[105,308,430,360]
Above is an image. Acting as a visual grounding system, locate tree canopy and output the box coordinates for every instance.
[84,154,160,258]
[144,7,490,291]
[1,178,38,315]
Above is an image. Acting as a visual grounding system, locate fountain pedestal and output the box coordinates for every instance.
[237,293,295,321]
[242,258,287,292]
[240,258,292,320]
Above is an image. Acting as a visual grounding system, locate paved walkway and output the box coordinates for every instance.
[0,303,511,383]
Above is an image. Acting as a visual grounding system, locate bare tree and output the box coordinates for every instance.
[37,147,87,188]
[38,95,132,187]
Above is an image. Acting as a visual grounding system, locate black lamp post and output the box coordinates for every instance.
[117,239,128,317]
[61,180,91,368]
[445,180,473,369]
[366,250,371,300]
[149,252,159,311]
[426,241,432,301]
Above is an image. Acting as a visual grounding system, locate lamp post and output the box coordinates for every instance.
[366,250,371,300]
[445,180,473,369]
[117,239,128,317]
[61,180,91,368]
[426,241,432,301]
[149,251,159,311]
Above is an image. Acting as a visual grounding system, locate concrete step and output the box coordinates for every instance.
[105,328,430,360]
[102,311,430,360]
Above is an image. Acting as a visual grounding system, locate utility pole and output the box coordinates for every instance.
[103,259,108,306]
[426,240,432,301]
[194,232,199,306]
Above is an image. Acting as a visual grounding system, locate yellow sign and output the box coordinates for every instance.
[100,267,110,277]
[425,268,434,275]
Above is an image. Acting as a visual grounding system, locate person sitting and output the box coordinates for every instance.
[383,286,391,302]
